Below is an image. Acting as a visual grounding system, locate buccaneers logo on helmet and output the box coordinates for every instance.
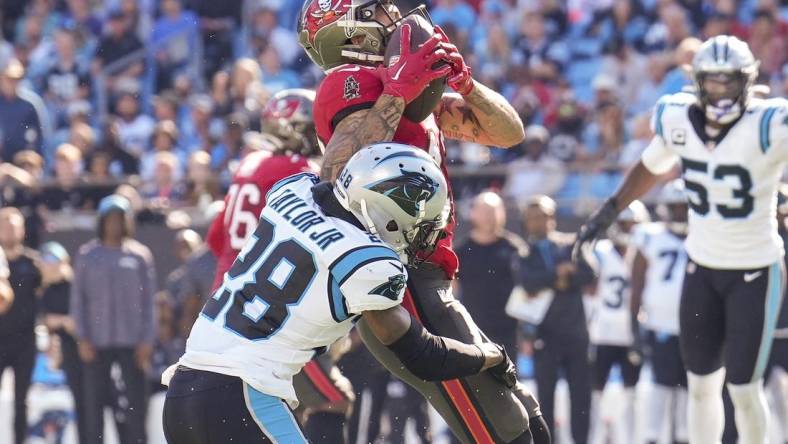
[303,0,351,44]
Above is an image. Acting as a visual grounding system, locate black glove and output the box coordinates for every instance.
[488,343,518,389]
[571,197,619,262]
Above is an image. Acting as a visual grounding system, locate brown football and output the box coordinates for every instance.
[384,14,447,123]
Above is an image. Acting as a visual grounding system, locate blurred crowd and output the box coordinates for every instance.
[0,0,785,218]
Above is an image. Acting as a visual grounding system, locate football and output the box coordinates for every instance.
[384,14,447,123]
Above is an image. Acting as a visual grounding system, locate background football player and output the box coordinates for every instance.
[163,144,512,444]
[298,1,549,442]
[630,180,690,444]
[574,35,788,444]
[205,89,354,442]
[588,201,648,444]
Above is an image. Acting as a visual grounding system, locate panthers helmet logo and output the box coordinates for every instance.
[369,274,407,300]
[368,169,439,217]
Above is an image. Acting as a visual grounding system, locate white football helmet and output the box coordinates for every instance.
[334,143,449,264]
[608,200,650,245]
[692,35,760,125]
[656,179,689,235]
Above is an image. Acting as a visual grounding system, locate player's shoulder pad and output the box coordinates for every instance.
[330,244,407,316]
[750,97,788,154]
[265,172,320,202]
[651,92,696,139]
[316,64,383,132]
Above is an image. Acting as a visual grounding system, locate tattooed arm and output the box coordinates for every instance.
[436,83,525,147]
[320,95,406,181]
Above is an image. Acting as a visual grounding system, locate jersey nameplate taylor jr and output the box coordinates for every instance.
[180,174,407,407]
[642,93,788,269]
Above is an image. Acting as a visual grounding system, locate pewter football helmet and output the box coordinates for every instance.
[692,35,760,125]
[657,179,689,235]
[334,143,449,264]
[608,200,650,245]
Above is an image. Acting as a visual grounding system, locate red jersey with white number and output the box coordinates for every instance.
[314,64,459,278]
[207,151,315,289]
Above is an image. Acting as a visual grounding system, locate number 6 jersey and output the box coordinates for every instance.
[641,92,788,269]
[181,173,407,408]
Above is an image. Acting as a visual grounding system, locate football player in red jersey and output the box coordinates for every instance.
[298,1,549,443]
[205,89,355,442]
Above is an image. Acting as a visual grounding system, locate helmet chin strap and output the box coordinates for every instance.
[358,198,378,235]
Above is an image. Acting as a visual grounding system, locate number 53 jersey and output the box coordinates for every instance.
[641,93,788,269]
[180,173,407,408]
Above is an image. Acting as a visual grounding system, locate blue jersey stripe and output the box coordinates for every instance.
[759,107,777,153]
[244,384,307,443]
[654,103,666,139]
[752,261,785,381]
[328,278,350,322]
[330,246,400,286]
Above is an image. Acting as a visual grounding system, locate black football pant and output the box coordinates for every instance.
[0,333,36,444]
[57,330,88,444]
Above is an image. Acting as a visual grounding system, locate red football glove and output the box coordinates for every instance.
[378,24,452,103]
[435,26,474,96]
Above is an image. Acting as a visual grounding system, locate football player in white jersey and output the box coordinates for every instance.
[161,144,514,444]
[630,180,690,444]
[574,35,787,444]
[588,201,649,444]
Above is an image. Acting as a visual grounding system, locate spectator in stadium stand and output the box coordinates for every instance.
[141,151,185,203]
[504,125,567,207]
[184,150,220,206]
[513,8,569,77]
[0,207,42,444]
[70,194,156,444]
[38,241,88,444]
[431,0,478,39]
[248,6,300,66]
[456,191,524,359]
[228,58,268,128]
[658,37,701,96]
[113,89,155,159]
[180,94,216,154]
[41,26,90,128]
[643,2,692,52]
[258,44,300,94]
[63,0,102,39]
[151,0,199,91]
[189,0,242,81]
[40,142,115,210]
[515,196,594,444]
[211,112,248,173]
[91,8,144,86]
[748,9,786,77]
[99,119,141,176]
[140,120,182,182]
[599,38,648,116]
[0,59,43,162]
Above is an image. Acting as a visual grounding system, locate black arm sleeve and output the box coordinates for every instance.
[386,315,486,381]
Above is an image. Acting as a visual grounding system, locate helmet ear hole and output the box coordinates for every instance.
[386,220,399,232]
